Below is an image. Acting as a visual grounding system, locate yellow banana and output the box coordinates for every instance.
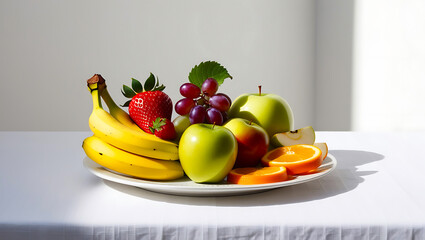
[98,81,142,132]
[83,135,184,180]
[86,76,179,160]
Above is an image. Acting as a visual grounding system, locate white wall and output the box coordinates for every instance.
[314,0,425,132]
[352,0,425,131]
[0,0,315,131]
[314,0,355,131]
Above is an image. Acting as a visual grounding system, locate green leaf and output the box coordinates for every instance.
[151,76,166,91]
[121,99,131,107]
[154,77,159,87]
[150,117,166,133]
[144,73,156,91]
[154,84,166,92]
[188,61,233,88]
[149,126,155,134]
[131,78,143,93]
[121,85,136,98]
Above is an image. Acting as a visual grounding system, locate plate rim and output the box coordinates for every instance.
[83,154,337,196]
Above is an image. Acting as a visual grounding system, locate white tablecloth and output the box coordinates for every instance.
[1,131,425,239]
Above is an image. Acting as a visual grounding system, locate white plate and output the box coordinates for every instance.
[83,154,337,197]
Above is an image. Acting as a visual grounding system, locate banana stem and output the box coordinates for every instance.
[88,83,102,109]
[87,74,106,110]
[101,88,119,110]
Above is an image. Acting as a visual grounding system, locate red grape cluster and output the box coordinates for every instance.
[175,78,231,125]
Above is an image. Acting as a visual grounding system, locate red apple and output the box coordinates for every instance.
[224,118,269,168]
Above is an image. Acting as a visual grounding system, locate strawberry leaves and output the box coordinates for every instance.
[149,117,167,134]
[121,85,136,106]
[121,85,136,98]
[188,61,232,88]
[131,78,143,93]
[121,73,166,107]
[144,73,156,91]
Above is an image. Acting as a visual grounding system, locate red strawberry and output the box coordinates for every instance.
[129,91,172,133]
[122,73,173,133]
[149,118,176,140]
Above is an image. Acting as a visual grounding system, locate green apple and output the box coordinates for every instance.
[223,118,269,168]
[179,124,238,183]
[314,142,328,162]
[271,126,315,147]
[173,115,191,139]
[228,87,294,138]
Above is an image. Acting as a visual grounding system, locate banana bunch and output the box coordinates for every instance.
[82,74,184,180]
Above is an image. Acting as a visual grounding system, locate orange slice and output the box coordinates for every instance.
[227,166,288,185]
[261,144,322,175]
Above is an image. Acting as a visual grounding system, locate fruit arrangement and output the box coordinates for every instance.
[82,61,329,185]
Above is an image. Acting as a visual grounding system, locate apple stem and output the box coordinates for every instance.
[212,122,216,129]
[249,120,253,125]
[258,85,262,96]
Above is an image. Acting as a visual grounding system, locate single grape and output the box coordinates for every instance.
[215,93,232,106]
[209,94,231,112]
[180,83,201,99]
[189,105,206,124]
[201,78,218,96]
[206,108,224,125]
[175,98,196,115]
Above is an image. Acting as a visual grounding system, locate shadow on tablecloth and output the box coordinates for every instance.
[104,150,384,207]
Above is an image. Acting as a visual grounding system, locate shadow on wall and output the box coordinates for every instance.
[314,0,355,131]
[103,149,383,207]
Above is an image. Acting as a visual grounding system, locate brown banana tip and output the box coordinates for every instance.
[87,74,106,85]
